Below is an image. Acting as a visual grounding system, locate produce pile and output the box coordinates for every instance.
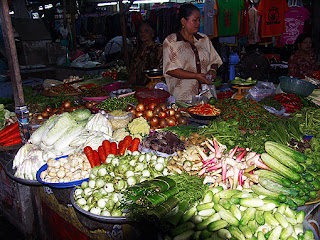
[215,98,275,130]
[7,84,320,239]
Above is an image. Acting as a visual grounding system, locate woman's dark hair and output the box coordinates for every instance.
[138,20,156,38]
[177,4,200,31]
[294,33,312,50]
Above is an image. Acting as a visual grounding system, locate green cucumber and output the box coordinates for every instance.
[170,222,195,237]
[173,230,194,240]
[268,225,282,240]
[261,153,301,182]
[264,211,279,227]
[251,184,287,202]
[265,142,304,172]
[239,198,264,208]
[197,213,221,231]
[259,177,299,197]
[219,189,241,199]
[208,219,229,232]
[239,225,252,239]
[264,141,306,163]
[254,170,292,187]
[240,207,256,226]
[228,226,245,240]
[255,210,265,225]
[219,209,239,226]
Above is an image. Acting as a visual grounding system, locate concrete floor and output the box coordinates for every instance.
[0,213,26,240]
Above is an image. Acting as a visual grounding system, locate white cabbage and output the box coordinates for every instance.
[42,112,77,146]
[29,115,58,145]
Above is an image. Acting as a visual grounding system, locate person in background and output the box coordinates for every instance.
[163,3,222,102]
[288,33,318,79]
[125,21,163,87]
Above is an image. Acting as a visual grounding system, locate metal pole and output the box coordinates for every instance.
[0,0,25,106]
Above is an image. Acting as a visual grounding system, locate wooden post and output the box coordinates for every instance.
[119,0,134,68]
[119,0,129,68]
[69,0,77,50]
[0,0,25,106]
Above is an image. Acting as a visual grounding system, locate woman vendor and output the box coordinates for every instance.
[163,3,223,102]
[288,33,318,79]
[125,21,163,87]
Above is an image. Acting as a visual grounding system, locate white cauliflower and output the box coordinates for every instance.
[127,117,150,136]
[112,128,130,142]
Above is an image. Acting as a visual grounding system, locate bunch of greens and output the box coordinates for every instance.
[215,98,276,130]
[259,97,283,110]
[292,107,320,135]
[23,86,77,113]
[161,125,199,138]
[97,94,138,111]
[197,119,242,147]
[0,104,15,130]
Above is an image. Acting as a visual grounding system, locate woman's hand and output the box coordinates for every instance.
[207,69,217,80]
[195,73,213,85]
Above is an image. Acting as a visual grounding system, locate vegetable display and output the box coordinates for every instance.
[73,151,170,217]
[251,141,320,209]
[188,104,221,116]
[128,102,188,129]
[39,153,91,183]
[0,122,22,146]
[97,94,138,111]
[163,187,311,240]
[215,98,275,130]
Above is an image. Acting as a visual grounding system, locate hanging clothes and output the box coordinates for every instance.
[280,7,309,45]
[257,0,288,38]
[203,0,218,36]
[248,6,259,44]
[216,0,244,37]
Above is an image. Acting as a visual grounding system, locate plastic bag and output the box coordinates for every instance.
[247,81,276,101]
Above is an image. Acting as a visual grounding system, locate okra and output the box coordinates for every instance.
[228,226,245,240]
[239,225,253,239]
[219,209,240,226]
[197,213,221,231]
[268,225,282,240]
[255,210,265,226]
[240,207,256,226]
[264,211,279,227]
[208,219,229,232]
[275,212,289,228]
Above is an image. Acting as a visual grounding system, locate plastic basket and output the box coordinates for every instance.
[279,76,317,97]
[134,89,170,105]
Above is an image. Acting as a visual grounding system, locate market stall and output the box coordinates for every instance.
[2,0,320,239]
[1,70,320,239]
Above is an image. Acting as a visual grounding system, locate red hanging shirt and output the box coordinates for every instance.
[258,0,288,37]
